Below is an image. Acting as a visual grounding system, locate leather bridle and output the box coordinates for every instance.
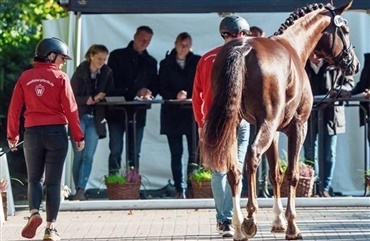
[324,6,354,72]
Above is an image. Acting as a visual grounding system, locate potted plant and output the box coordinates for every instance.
[188,164,213,198]
[0,177,23,221]
[365,170,370,187]
[279,157,315,197]
[358,169,370,196]
[366,170,370,196]
[104,167,141,200]
[0,178,8,220]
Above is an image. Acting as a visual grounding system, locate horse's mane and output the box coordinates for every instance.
[273,3,326,36]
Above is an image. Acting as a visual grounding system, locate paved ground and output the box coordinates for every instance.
[1,206,369,241]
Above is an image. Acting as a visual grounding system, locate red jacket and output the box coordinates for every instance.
[7,62,84,142]
[192,46,222,128]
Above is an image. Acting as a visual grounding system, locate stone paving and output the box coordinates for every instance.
[1,206,369,240]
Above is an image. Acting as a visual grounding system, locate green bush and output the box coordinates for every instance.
[279,158,314,178]
[104,167,141,184]
[105,174,128,184]
[189,165,212,183]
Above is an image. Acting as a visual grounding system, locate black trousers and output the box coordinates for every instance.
[24,125,68,223]
[166,134,194,192]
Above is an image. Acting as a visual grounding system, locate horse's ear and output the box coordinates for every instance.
[335,0,353,15]
[329,0,333,6]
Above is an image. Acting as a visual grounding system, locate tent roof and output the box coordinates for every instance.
[67,0,370,14]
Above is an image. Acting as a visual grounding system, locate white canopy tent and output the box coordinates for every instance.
[43,10,370,196]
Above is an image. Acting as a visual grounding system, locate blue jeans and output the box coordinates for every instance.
[72,114,99,190]
[367,120,370,145]
[212,119,249,222]
[304,125,337,191]
[107,114,144,173]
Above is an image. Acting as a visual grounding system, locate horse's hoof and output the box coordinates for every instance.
[271,226,286,233]
[285,233,303,240]
[233,238,248,241]
[241,218,257,238]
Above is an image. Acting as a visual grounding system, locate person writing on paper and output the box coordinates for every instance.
[159,32,201,199]
[7,37,85,241]
[70,44,113,200]
[106,26,158,172]
[303,52,354,197]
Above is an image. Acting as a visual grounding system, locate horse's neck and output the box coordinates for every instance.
[273,11,330,65]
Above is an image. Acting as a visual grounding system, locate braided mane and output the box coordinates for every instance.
[274,3,326,36]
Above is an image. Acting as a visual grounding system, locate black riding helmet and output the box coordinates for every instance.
[34,37,73,62]
[219,15,250,38]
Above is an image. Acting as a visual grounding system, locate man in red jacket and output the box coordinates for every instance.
[192,15,250,238]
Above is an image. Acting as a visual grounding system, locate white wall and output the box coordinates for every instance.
[43,11,370,195]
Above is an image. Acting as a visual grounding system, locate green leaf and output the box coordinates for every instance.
[189,167,212,183]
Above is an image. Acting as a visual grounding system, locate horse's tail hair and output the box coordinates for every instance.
[201,41,252,172]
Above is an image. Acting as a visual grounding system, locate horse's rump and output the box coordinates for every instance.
[202,39,252,172]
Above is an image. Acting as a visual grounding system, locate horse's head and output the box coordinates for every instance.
[314,0,359,76]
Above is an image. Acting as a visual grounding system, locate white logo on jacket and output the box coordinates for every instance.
[35,84,45,96]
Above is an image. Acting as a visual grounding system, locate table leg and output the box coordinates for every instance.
[317,107,325,197]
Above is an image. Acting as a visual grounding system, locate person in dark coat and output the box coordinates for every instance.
[106,26,158,172]
[341,53,370,144]
[159,32,201,198]
[70,44,114,200]
[303,52,354,197]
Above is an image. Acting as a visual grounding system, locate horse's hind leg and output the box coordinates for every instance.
[227,166,247,241]
[242,123,277,238]
[284,121,307,240]
[264,133,286,233]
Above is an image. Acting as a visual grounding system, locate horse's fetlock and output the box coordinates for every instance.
[290,176,299,186]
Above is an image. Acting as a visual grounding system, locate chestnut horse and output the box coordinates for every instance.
[201,1,359,241]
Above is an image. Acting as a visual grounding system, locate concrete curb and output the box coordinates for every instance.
[54,197,370,211]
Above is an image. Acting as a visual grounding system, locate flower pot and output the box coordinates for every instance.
[281,170,315,197]
[190,180,213,198]
[366,175,370,196]
[1,192,7,221]
[105,181,141,200]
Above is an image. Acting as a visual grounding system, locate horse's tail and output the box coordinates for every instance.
[202,41,252,172]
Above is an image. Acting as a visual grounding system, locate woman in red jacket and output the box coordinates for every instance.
[7,37,85,241]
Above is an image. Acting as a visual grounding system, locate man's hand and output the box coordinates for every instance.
[76,140,85,151]
[137,88,153,100]
[198,127,204,142]
[339,90,352,99]
[329,90,339,98]
[364,89,370,99]
[177,90,187,100]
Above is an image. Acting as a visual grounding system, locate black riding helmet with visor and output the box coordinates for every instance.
[219,15,251,39]
[34,37,73,63]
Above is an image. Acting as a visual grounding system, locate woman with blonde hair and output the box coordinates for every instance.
[70,44,113,200]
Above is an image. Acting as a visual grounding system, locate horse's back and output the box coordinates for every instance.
[222,37,312,129]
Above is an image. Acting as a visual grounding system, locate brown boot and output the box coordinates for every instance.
[72,188,86,201]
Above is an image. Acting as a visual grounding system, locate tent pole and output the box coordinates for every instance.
[75,12,82,67]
